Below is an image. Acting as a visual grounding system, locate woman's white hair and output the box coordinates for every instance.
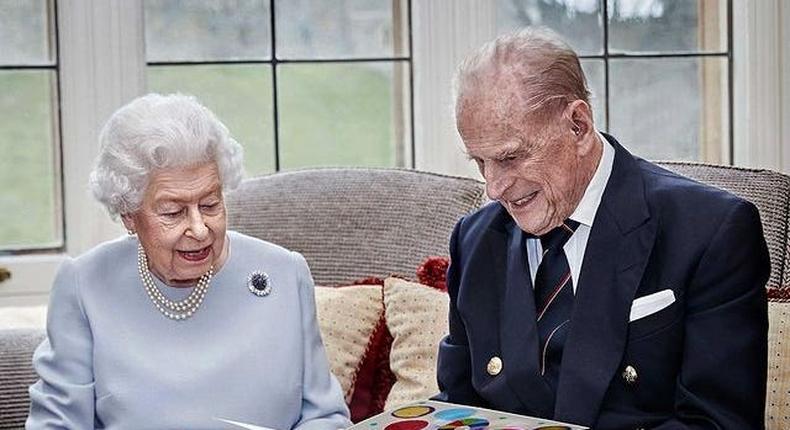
[89,93,244,218]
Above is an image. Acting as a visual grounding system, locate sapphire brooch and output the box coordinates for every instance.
[247,271,272,297]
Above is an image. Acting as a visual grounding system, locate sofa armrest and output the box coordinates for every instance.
[0,328,45,428]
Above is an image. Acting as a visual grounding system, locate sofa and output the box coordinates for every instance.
[1,165,789,429]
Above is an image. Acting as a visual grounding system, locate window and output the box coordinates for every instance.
[495,0,730,162]
[0,0,62,251]
[143,0,414,176]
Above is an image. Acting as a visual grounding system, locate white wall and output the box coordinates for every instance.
[732,0,790,171]
[412,0,495,179]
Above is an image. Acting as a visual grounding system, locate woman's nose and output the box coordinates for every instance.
[186,209,209,240]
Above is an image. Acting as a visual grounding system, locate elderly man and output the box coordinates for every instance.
[435,28,769,429]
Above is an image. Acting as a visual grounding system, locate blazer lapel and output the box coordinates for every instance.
[495,218,555,417]
[553,136,657,426]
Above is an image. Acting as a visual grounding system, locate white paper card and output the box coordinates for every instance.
[214,417,279,430]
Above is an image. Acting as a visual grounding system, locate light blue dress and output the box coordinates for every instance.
[26,231,351,430]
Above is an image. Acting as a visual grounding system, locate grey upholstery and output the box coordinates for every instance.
[2,164,788,429]
[226,168,488,286]
[0,329,45,429]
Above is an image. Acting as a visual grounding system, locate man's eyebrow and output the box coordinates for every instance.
[492,142,526,159]
[464,139,526,161]
[494,147,518,159]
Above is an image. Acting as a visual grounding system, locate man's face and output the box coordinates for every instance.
[459,105,589,236]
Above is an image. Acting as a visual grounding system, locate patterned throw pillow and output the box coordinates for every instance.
[767,301,790,429]
[382,277,450,409]
[314,284,384,403]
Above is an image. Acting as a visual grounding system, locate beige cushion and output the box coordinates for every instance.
[0,305,47,329]
[767,301,790,430]
[383,277,449,409]
[315,284,383,402]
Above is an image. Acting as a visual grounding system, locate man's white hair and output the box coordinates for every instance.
[89,93,244,218]
[453,27,591,122]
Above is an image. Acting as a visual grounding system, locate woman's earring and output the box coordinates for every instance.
[571,125,581,136]
[127,230,135,236]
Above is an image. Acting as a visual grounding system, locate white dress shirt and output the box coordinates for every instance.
[527,132,615,292]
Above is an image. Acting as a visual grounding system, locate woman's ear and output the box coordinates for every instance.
[121,214,136,235]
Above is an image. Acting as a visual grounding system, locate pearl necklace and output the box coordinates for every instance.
[137,245,214,321]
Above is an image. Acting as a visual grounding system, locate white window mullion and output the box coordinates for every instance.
[60,0,146,257]
[0,0,145,306]
[412,0,496,179]
[729,0,787,172]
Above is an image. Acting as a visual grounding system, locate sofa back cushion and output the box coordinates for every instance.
[226,168,487,286]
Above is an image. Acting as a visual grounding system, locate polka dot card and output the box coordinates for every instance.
[347,400,588,430]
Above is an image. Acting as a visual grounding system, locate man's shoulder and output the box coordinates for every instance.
[457,201,509,236]
[635,158,750,215]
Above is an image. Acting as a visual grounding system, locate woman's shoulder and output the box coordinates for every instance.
[226,231,309,277]
[227,230,299,260]
[51,235,137,303]
[225,231,310,287]
[72,235,137,268]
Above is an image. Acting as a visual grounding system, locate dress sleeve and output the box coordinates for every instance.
[26,258,97,430]
[289,252,352,430]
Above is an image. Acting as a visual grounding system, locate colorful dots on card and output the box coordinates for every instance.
[383,420,430,430]
[437,417,490,429]
[391,405,435,418]
[433,408,477,420]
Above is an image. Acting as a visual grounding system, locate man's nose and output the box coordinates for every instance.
[484,165,511,200]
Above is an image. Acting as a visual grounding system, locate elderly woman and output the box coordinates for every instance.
[26,94,351,429]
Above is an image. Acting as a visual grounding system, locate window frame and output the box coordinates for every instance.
[145,0,416,172]
[413,0,738,176]
[0,0,787,305]
[0,0,143,305]
[0,0,65,255]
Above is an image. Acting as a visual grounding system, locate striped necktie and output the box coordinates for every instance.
[534,219,580,391]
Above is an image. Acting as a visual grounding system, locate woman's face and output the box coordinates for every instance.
[123,162,228,287]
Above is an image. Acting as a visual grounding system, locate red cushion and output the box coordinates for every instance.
[343,277,396,422]
[417,256,450,292]
[348,316,396,421]
[344,257,450,422]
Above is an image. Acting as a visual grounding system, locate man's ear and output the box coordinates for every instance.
[565,99,593,139]
[563,100,597,156]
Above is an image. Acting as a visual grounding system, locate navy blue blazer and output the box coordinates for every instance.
[436,135,769,429]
